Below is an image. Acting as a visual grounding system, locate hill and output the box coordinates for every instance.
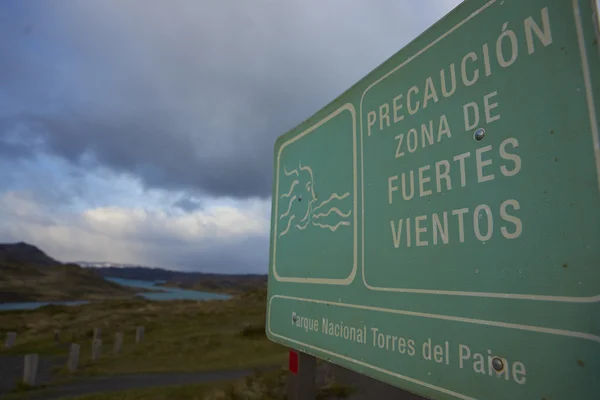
[84,264,267,294]
[0,242,60,267]
[0,243,143,303]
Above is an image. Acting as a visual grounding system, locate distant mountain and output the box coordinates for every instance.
[83,263,267,294]
[0,242,61,267]
[77,261,150,269]
[0,242,143,303]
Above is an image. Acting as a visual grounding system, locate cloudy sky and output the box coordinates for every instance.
[0,0,461,273]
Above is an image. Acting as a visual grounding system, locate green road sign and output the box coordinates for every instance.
[266,1,600,399]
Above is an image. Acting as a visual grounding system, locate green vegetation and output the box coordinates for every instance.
[0,288,287,375]
[0,243,143,302]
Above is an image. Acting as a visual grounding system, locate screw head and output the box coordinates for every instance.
[298,195,302,202]
[492,357,504,372]
[292,312,298,323]
[474,128,485,141]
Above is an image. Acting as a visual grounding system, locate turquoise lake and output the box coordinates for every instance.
[0,277,231,311]
[105,277,231,301]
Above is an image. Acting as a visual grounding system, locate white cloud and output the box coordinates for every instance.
[81,200,269,241]
[0,190,271,272]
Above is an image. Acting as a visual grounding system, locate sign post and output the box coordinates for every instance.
[266,1,600,399]
[287,349,316,400]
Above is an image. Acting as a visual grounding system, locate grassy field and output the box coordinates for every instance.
[0,288,288,376]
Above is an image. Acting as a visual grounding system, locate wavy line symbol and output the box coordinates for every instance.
[312,193,350,212]
[279,161,351,238]
[284,166,299,176]
[280,180,298,199]
[280,196,297,219]
[313,207,351,219]
[311,221,351,232]
[279,215,295,236]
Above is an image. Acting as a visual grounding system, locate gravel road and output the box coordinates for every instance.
[15,369,260,400]
[0,354,424,400]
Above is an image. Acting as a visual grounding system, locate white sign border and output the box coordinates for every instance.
[358,0,600,303]
[267,294,600,400]
[272,103,358,285]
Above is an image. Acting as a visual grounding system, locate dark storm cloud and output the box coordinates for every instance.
[0,1,459,199]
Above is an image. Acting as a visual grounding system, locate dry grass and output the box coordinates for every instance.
[0,289,287,375]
